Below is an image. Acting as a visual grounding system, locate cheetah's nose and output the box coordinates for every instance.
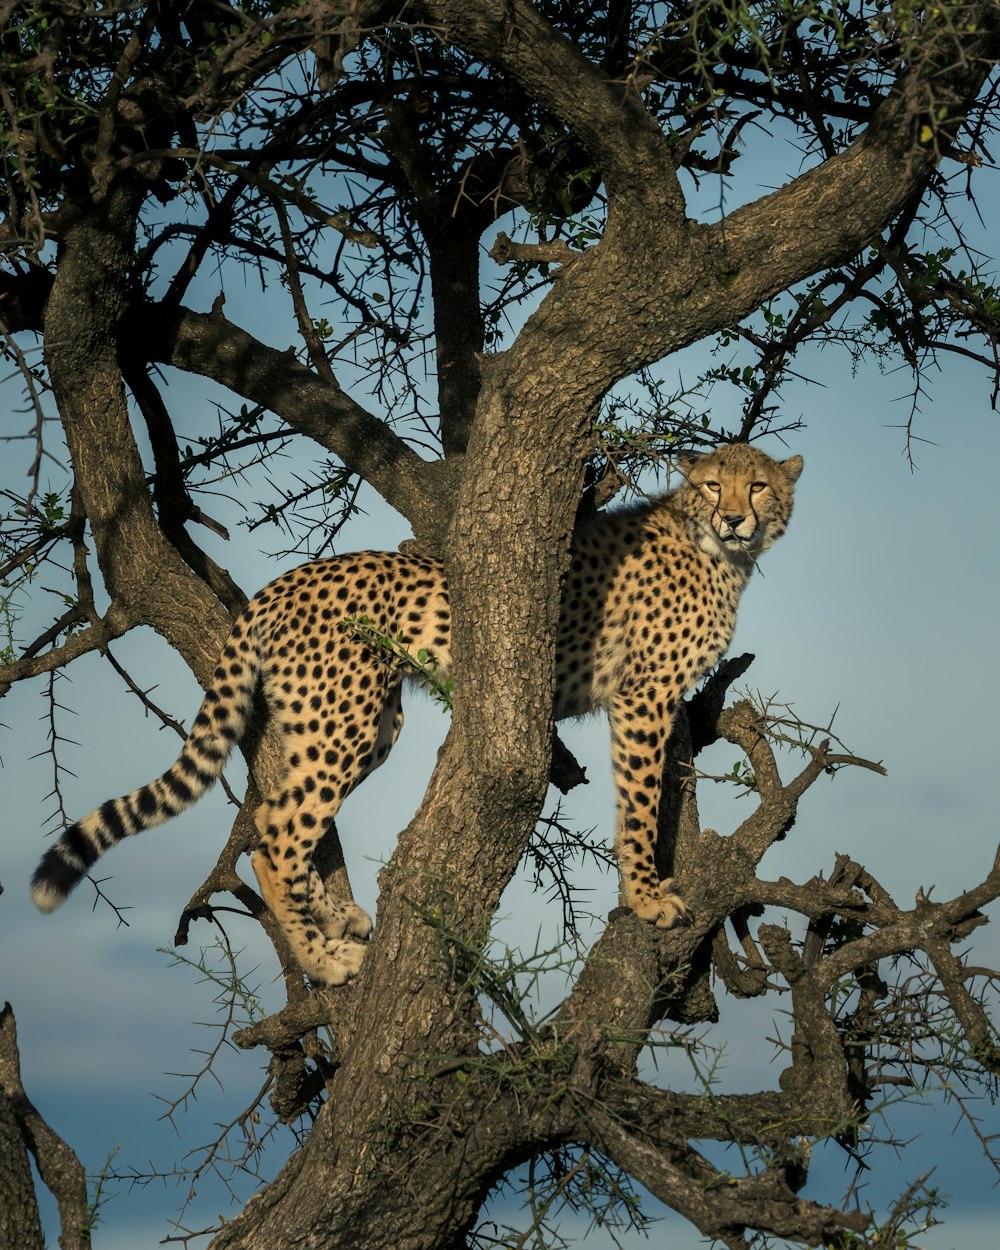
[723,514,746,529]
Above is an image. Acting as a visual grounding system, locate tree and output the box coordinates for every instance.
[1,2,999,1247]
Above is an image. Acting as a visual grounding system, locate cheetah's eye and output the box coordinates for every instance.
[750,482,767,494]
[703,480,721,492]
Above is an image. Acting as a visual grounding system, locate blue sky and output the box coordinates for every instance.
[2,153,999,1250]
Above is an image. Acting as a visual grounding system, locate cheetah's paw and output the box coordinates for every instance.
[630,879,691,930]
[310,893,373,942]
[341,902,373,940]
[305,937,368,988]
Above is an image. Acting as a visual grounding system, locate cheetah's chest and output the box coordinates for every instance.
[552,540,744,718]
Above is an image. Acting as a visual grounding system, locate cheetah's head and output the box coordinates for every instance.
[678,444,804,561]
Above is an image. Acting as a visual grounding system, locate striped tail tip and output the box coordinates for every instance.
[31,845,86,912]
[32,879,66,913]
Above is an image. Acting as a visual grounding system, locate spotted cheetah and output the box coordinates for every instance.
[31,444,802,985]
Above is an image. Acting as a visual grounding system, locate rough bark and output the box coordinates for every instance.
[0,1087,43,1250]
[0,1004,89,1250]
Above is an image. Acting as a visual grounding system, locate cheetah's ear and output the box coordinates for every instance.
[782,455,804,482]
[676,451,702,472]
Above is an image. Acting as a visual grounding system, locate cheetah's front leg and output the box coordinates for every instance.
[608,687,691,930]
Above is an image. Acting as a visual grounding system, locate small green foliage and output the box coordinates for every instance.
[86,1143,122,1237]
[717,756,757,793]
[340,615,453,709]
[0,582,21,667]
[592,369,734,490]
[835,1178,949,1249]
[37,490,66,532]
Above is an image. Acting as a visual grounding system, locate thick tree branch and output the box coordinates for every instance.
[0,605,132,698]
[428,1,1000,415]
[415,0,689,215]
[123,360,248,617]
[0,1003,89,1250]
[0,267,51,334]
[587,1100,867,1246]
[143,303,444,544]
[714,3,1000,320]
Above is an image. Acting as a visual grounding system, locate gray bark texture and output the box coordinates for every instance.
[0,1003,89,1250]
[0,1087,44,1250]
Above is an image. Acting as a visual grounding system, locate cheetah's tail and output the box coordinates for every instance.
[31,630,261,914]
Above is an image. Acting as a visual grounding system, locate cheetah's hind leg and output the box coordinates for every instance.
[251,797,369,986]
[628,878,691,929]
[300,681,401,946]
[248,676,401,984]
[252,846,367,986]
[307,875,372,942]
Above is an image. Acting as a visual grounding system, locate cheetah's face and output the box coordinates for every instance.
[681,446,803,558]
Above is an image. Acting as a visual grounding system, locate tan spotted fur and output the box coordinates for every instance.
[32,444,802,985]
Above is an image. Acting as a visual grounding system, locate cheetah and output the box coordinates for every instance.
[31,444,802,985]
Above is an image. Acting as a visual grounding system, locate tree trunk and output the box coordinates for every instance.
[0,1088,44,1250]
